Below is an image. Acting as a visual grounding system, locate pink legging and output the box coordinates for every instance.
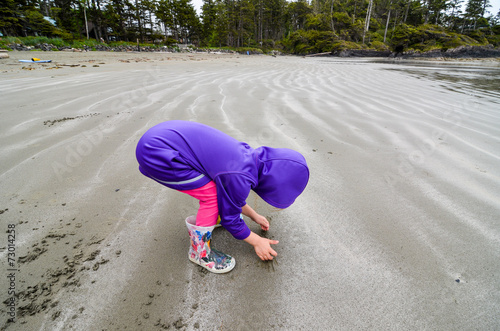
[178,181,219,227]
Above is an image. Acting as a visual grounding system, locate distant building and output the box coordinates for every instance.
[43,16,57,26]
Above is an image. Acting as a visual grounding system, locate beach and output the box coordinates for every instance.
[1,51,499,330]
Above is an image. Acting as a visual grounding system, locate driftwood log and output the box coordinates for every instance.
[305,52,333,57]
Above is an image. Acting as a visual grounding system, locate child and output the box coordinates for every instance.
[136,121,309,273]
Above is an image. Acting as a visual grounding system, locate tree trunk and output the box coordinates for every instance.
[96,0,105,41]
[149,10,154,39]
[481,0,487,17]
[404,0,411,23]
[91,0,102,40]
[393,10,399,33]
[238,4,242,47]
[330,0,335,35]
[83,0,90,39]
[384,3,392,43]
[136,0,144,42]
[449,2,456,29]
[353,0,358,25]
[258,0,263,43]
[424,0,430,24]
[362,0,373,44]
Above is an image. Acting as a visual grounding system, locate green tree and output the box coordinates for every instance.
[104,0,134,40]
[447,0,464,29]
[24,9,60,36]
[51,0,81,36]
[156,0,175,39]
[285,0,312,32]
[0,0,21,35]
[463,0,484,30]
[157,0,199,43]
[424,0,448,24]
[201,0,217,44]
[174,0,200,43]
[237,0,256,47]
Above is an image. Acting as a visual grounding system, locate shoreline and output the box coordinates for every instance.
[2,49,499,71]
[2,43,500,60]
[0,51,245,77]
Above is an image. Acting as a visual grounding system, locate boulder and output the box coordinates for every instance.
[398,45,500,59]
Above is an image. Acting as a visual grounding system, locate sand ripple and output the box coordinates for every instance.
[0,53,499,330]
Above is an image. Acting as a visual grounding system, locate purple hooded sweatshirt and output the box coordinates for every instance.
[136,121,309,240]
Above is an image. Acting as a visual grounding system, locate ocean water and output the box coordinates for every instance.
[380,59,500,98]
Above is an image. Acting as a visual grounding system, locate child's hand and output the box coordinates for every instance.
[254,237,279,260]
[241,204,270,231]
[244,232,279,261]
[253,214,270,231]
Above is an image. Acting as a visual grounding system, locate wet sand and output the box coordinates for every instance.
[1,51,499,330]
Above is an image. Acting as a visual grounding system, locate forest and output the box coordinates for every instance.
[1,0,499,54]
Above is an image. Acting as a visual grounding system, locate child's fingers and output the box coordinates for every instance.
[259,217,269,226]
[257,242,278,260]
[268,240,278,259]
[262,250,277,260]
[261,251,277,260]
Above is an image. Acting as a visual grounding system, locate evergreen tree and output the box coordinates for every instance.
[156,0,175,39]
[447,0,464,29]
[104,0,133,40]
[0,0,499,52]
[464,0,484,30]
[0,0,21,35]
[173,0,199,43]
[201,0,217,44]
[285,0,312,32]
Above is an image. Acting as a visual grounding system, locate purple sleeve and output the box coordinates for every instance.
[214,173,253,240]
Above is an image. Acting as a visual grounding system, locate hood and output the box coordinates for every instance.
[253,147,309,208]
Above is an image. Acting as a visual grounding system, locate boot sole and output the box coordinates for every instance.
[189,256,236,274]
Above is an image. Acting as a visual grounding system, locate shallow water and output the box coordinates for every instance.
[379,60,500,99]
[317,57,500,98]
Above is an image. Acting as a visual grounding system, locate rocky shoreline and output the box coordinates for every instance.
[313,45,500,58]
[7,42,171,52]
[400,45,500,58]
[5,43,266,54]
[4,42,499,59]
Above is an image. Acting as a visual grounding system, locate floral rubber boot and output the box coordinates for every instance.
[185,216,235,273]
